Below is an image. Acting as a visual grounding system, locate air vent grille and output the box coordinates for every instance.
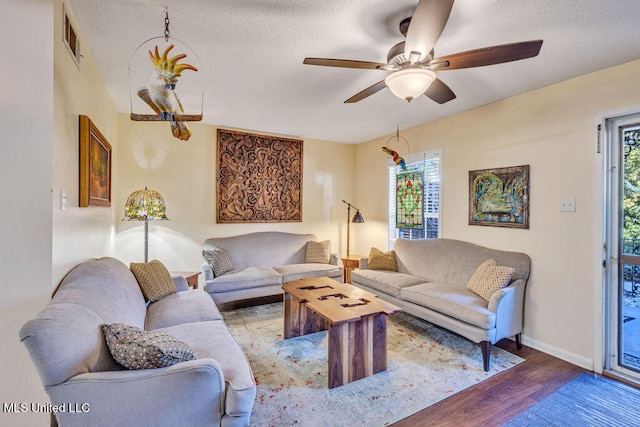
[63,5,81,68]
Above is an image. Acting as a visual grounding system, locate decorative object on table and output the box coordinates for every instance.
[79,115,112,207]
[129,7,203,140]
[303,0,542,104]
[217,129,303,223]
[469,164,529,228]
[123,187,168,262]
[396,171,424,229]
[341,200,364,257]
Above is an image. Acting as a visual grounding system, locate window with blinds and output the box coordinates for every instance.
[387,149,442,249]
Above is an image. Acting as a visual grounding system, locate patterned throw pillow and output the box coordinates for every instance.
[102,323,196,370]
[367,247,398,271]
[202,247,233,277]
[130,260,176,302]
[305,240,331,264]
[466,259,515,302]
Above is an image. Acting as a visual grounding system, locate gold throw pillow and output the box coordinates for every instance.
[367,247,398,271]
[130,260,177,302]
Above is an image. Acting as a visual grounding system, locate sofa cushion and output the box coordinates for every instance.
[305,240,331,264]
[400,283,497,329]
[351,269,424,298]
[102,323,196,370]
[203,247,234,277]
[274,263,343,283]
[368,247,398,271]
[156,321,256,418]
[205,267,282,293]
[130,260,177,302]
[146,290,224,330]
[466,259,515,301]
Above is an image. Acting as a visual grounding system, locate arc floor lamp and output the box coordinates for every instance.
[342,200,364,257]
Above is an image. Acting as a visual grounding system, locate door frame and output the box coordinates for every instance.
[595,103,640,376]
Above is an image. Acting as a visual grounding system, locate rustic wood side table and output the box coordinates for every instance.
[341,255,363,283]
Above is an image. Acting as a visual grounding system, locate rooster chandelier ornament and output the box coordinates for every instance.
[129,7,203,141]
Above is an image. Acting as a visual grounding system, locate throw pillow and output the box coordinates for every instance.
[367,247,398,271]
[202,247,233,277]
[130,260,176,302]
[102,323,196,370]
[305,240,331,264]
[467,259,515,301]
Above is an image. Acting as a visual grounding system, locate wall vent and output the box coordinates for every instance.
[63,5,81,68]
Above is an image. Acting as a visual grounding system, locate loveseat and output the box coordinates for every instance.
[202,232,343,305]
[20,257,256,427]
[351,238,531,371]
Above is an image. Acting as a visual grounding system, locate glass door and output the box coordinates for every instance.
[605,114,640,380]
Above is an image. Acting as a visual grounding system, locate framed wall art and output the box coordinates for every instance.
[79,115,111,207]
[469,164,529,229]
[396,172,424,229]
[216,129,303,223]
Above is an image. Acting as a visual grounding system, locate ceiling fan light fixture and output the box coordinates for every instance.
[384,68,436,102]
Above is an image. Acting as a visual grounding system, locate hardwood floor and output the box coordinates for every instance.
[391,339,585,426]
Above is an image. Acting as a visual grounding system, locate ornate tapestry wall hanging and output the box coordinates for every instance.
[469,165,529,229]
[216,129,303,223]
[396,172,424,229]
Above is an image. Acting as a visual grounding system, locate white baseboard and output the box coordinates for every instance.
[520,335,594,371]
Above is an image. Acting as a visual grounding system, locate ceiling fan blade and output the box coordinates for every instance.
[430,40,543,70]
[404,0,455,62]
[424,78,456,104]
[344,80,387,103]
[303,58,388,70]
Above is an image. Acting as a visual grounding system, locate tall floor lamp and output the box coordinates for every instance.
[342,200,364,257]
[123,187,168,262]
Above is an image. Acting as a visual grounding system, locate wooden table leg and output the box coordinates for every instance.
[327,313,388,388]
[283,292,327,339]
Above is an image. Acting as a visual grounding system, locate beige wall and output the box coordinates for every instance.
[0,1,53,425]
[354,58,640,367]
[115,119,356,276]
[52,0,119,284]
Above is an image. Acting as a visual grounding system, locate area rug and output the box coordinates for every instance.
[222,303,524,426]
[504,372,640,426]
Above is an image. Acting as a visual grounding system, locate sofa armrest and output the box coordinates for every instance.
[488,278,526,341]
[171,275,189,292]
[202,262,214,281]
[359,257,369,269]
[330,253,339,265]
[48,359,226,426]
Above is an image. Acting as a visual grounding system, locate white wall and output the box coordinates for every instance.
[354,58,640,368]
[52,0,119,284]
[115,119,357,279]
[0,1,54,425]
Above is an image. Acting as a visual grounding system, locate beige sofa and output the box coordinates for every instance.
[202,231,343,305]
[351,238,531,371]
[20,257,256,427]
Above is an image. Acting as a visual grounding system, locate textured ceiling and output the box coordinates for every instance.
[67,0,640,143]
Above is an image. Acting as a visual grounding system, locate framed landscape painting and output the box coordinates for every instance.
[79,115,112,207]
[469,164,529,229]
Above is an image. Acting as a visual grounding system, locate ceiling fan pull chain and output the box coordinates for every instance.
[164,6,170,42]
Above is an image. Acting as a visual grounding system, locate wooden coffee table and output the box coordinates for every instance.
[282,277,401,388]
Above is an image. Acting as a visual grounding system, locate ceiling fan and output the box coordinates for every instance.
[303,0,543,104]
